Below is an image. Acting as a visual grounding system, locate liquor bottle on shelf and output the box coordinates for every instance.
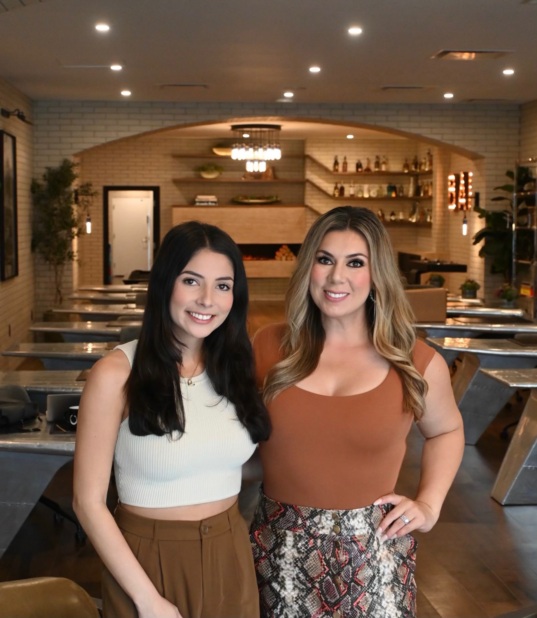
[381,156,388,171]
[412,155,419,172]
[333,182,339,197]
[403,158,410,173]
[333,156,339,172]
[377,209,385,221]
[349,181,355,197]
[356,159,363,173]
[374,155,381,172]
[338,183,345,197]
[364,158,372,173]
[342,156,348,172]
[389,211,396,222]
[426,149,433,171]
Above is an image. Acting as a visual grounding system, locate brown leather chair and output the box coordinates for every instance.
[404,286,447,323]
[0,577,100,618]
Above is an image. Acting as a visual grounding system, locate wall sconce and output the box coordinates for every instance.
[0,107,33,125]
[462,215,468,236]
[447,171,473,211]
[85,214,92,234]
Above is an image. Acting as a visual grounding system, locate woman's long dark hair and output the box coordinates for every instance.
[125,221,270,443]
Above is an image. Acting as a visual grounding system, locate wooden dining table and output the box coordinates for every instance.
[0,416,76,559]
[445,305,529,320]
[50,303,144,321]
[475,368,537,506]
[77,284,147,294]
[2,341,115,370]
[426,336,537,444]
[30,321,123,342]
[68,292,139,304]
[416,318,537,339]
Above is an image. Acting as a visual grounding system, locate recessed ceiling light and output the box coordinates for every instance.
[348,26,363,36]
[503,68,515,76]
[444,92,454,99]
[95,23,110,32]
[346,134,354,140]
[121,90,131,97]
[309,66,321,74]
[110,64,123,71]
[283,91,294,98]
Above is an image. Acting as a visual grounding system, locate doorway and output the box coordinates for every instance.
[103,186,160,284]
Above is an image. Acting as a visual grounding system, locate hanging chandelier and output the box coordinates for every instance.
[230,124,282,173]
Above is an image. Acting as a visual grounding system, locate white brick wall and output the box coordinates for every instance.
[31,100,518,307]
[0,78,34,370]
[1,95,529,329]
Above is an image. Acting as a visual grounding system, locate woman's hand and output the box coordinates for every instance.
[373,492,438,540]
[136,595,183,618]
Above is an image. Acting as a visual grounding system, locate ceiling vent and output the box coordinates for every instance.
[432,50,511,61]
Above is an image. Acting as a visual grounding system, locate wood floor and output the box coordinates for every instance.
[1,300,537,617]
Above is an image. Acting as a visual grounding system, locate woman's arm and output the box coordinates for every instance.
[375,351,464,538]
[242,448,263,483]
[73,351,182,618]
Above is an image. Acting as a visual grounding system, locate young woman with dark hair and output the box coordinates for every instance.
[250,206,464,618]
[74,221,270,618]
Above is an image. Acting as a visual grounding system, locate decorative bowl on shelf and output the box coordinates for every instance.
[196,163,223,179]
[212,146,232,157]
[231,195,280,204]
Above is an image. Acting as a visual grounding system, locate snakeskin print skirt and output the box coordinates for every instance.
[250,492,417,618]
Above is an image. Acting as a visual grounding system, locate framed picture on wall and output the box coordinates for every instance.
[0,130,18,280]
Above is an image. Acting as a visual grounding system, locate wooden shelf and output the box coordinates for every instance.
[244,260,296,278]
[172,205,312,244]
[172,153,305,160]
[173,178,304,184]
[306,179,432,201]
[306,155,433,177]
[383,220,432,228]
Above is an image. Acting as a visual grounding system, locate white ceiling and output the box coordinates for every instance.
[0,0,536,138]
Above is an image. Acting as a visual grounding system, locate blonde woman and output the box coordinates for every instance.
[250,206,464,618]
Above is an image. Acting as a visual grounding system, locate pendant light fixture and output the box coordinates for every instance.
[230,124,282,172]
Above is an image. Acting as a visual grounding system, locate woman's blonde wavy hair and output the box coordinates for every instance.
[263,205,428,420]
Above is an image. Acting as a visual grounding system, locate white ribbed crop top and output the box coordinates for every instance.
[113,340,256,508]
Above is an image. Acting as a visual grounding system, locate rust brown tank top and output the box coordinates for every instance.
[253,323,435,509]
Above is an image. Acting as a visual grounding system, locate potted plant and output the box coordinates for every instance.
[195,163,223,179]
[31,159,97,304]
[459,278,481,299]
[472,167,534,280]
[497,283,519,306]
[426,274,445,288]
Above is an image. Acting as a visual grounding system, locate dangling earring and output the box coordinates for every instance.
[369,289,376,302]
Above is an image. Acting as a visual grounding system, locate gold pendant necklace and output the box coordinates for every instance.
[184,358,201,386]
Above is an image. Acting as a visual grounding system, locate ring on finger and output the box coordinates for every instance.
[399,514,411,525]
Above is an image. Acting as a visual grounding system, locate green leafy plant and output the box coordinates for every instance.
[31,159,96,304]
[460,279,481,292]
[426,274,445,287]
[472,170,514,281]
[497,283,518,302]
[473,166,535,281]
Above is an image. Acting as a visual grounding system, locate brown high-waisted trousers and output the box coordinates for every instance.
[102,501,259,618]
